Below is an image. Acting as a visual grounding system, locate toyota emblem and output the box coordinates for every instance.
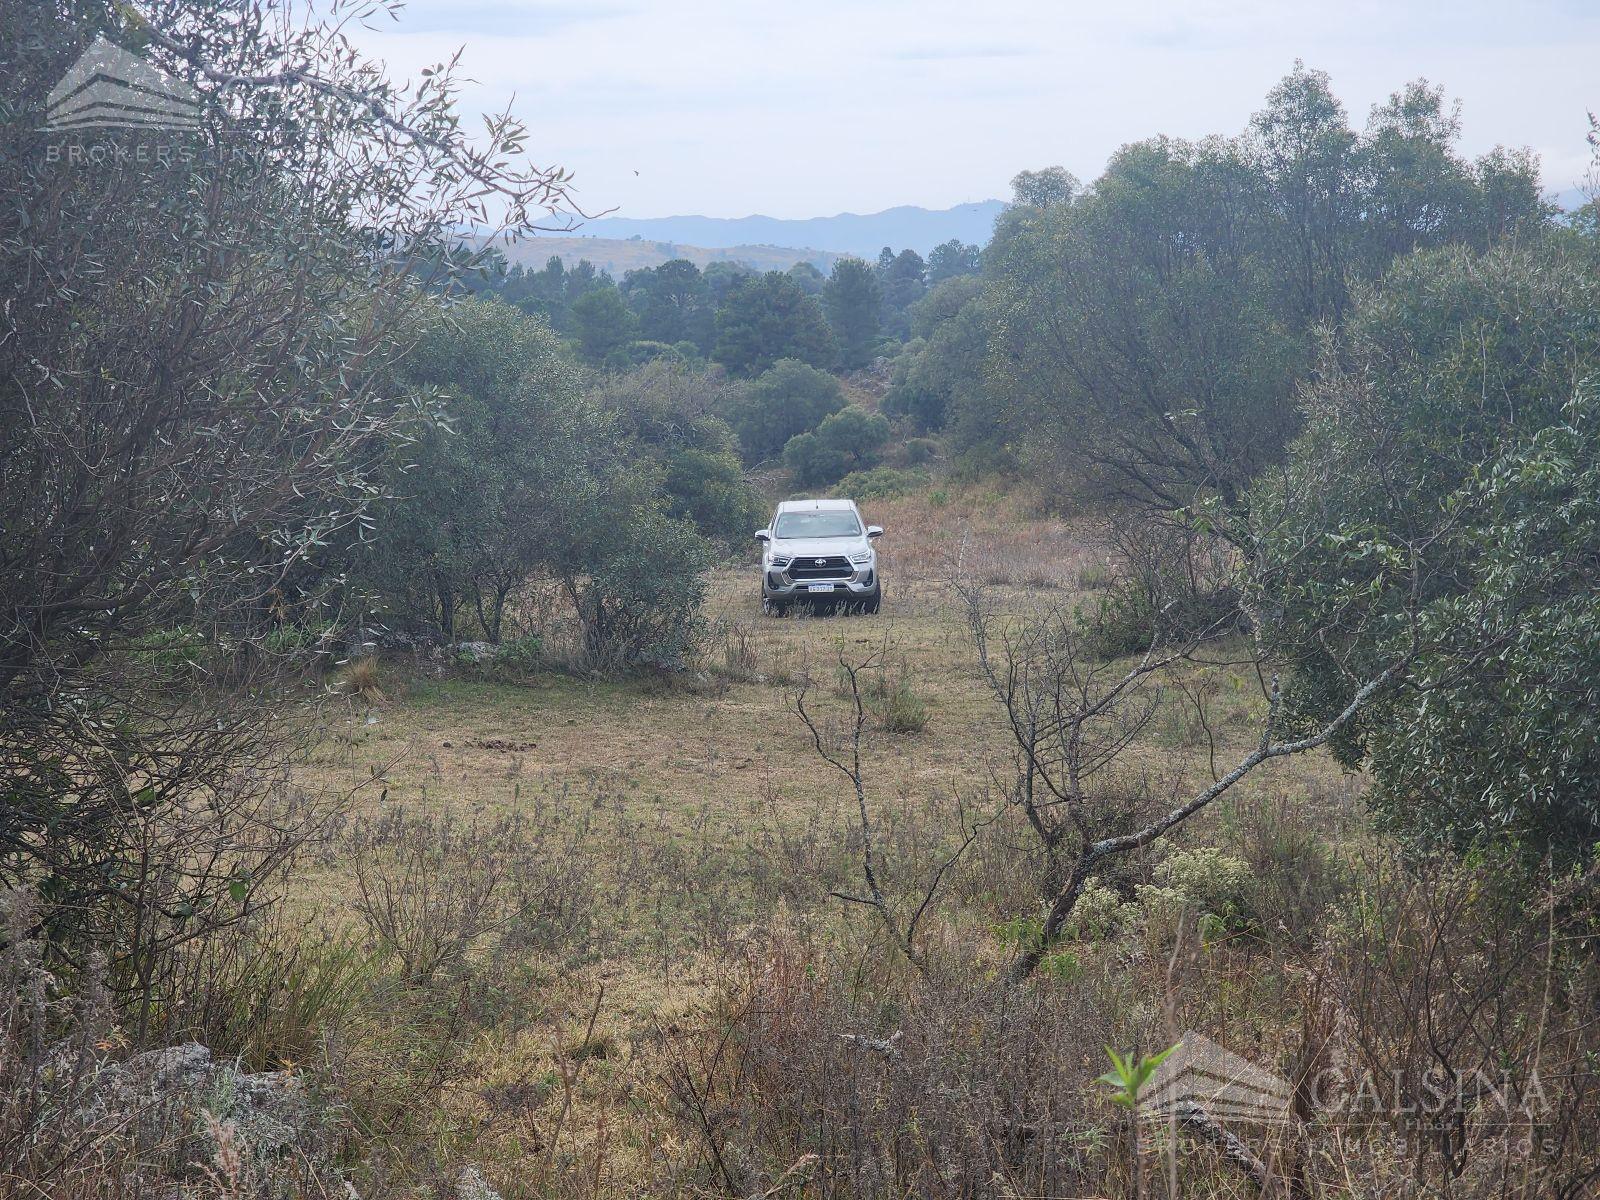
[815,558,826,564]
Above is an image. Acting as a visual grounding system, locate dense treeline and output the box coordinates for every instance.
[879,64,1600,862]
[354,301,730,665]
[895,66,1557,493]
[433,244,964,511]
[0,0,734,1025]
[469,234,981,376]
[1255,240,1600,860]
[3,0,481,991]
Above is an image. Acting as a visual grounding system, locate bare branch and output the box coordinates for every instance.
[132,8,592,232]
[1007,643,1415,982]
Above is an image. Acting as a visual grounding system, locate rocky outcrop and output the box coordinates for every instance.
[78,1042,317,1168]
[454,640,499,664]
[456,1165,505,1200]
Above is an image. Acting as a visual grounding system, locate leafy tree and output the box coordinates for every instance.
[1363,394,1600,860]
[780,431,837,486]
[786,260,826,296]
[478,255,570,327]
[1473,146,1552,242]
[823,257,883,370]
[783,406,890,485]
[928,238,981,283]
[1354,82,1547,271]
[557,505,714,673]
[1248,61,1361,323]
[986,135,1300,508]
[0,0,577,1003]
[712,271,836,376]
[982,66,1552,510]
[662,448,764,543]
[1253,241,1600,862]
[364,298,583,642]
[720,358,845,463]
[885,277,989,433]
[601,340,693,372]
[909,274,984,340]
[571,285,637,365]
[1009,166,1079,208]
[621,258,707,344]
[878,248,928,337]
[367,310,724,669]
[590,360,762,545]
[472,254,633,339]
[702,261,755,303]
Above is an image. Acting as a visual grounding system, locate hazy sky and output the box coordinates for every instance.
[348,0,1598,221]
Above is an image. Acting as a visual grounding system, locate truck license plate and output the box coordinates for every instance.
[807,583,836,593]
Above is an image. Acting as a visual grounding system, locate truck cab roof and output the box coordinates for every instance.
[775,498,856,513]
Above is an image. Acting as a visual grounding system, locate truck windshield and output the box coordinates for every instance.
[774,511,861,539]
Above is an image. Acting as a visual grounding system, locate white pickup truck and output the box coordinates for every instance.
[754,497,883,615]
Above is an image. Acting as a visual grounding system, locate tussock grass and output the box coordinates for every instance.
[334,655,386,702]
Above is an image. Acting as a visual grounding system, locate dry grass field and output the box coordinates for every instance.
[277,488,1400,1197]
[15,484,1561,1200]
[303,492,1117,838]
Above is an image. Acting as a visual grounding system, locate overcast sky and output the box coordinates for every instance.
[348,0,1598,221]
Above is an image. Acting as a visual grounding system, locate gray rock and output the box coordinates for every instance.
[455,640,498,664]
[128,1041,215,1091]
[81,1041,312,1158]
[75,1041,214,1133]
[216,1064,310,1153]
[456,1165,504,1200]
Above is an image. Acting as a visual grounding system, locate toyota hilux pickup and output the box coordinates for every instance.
[755,497,882,614]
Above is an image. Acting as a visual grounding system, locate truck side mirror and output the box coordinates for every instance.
[866,525,883,539]
[754,530,772,542]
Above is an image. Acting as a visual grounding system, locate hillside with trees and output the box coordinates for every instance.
[486,234,850,276]
[3,7,1599,1200]
[548,200,1008,258]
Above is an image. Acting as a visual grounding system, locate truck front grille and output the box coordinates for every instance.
[788,555,853,580]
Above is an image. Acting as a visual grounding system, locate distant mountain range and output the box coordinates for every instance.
[539,201,1008,260]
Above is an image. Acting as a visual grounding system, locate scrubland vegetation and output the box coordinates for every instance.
[4,4,1600,1199]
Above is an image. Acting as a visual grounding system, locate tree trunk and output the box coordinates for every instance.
[435,573,455,642]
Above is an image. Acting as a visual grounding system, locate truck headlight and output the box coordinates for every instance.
[849,549,873,564]
[769,554,792,569]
